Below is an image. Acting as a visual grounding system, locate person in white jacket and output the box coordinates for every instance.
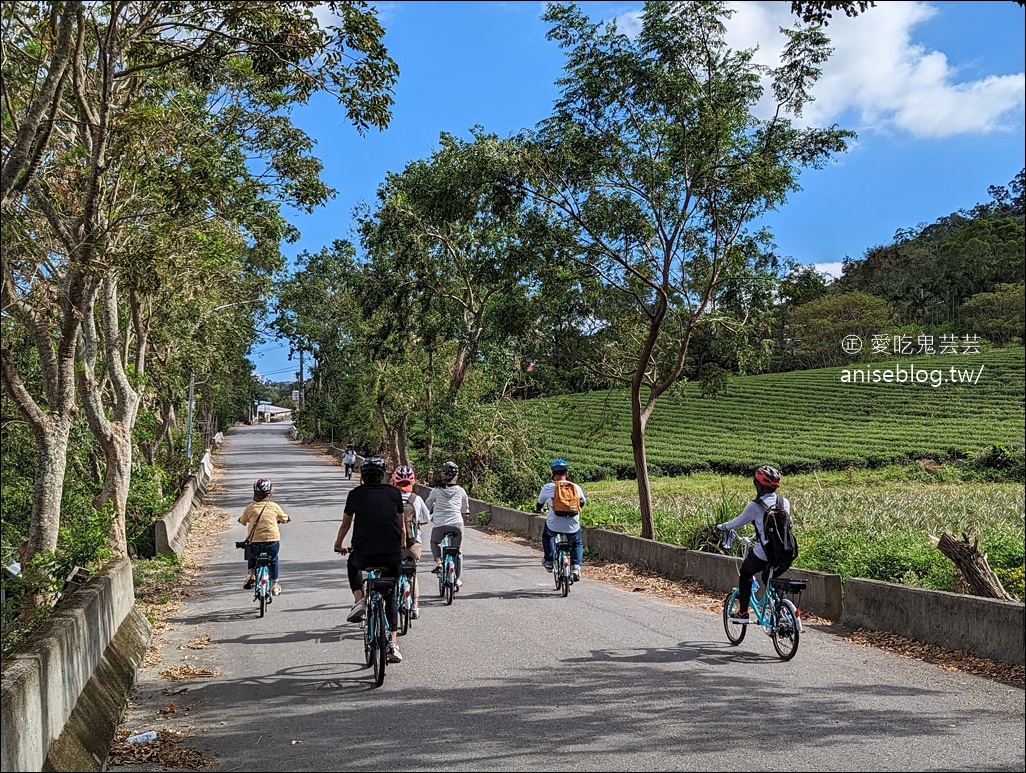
[425,461,469,587]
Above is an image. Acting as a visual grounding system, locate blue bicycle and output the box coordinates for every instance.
[252,550,272,618]
[721,531,804,661]
[359,567,395,686]
[437,535,460,606]
[397,559,416,635]
[551,533,575,597]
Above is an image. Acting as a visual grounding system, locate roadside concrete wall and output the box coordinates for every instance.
[0,558,150,772]
[843,579,1024,665]
[155,450,214,556]
[485,500,1018,663]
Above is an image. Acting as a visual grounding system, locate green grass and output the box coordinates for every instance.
[576,468,1025,599]
[520,347,1025,478]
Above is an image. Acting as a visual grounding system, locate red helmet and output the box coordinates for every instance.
[754,465,781,488]
[390,465,416,486]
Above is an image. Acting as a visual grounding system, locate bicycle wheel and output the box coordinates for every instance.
[373,600,388,687]
[561,570,570,597]
[772,600,800,661]
[257,570,268,618]
[363,611,374,668]
[723,591,747,645]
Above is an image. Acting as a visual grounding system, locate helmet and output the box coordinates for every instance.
[754,465,781,488]
[440,461,459,481]
[391,465,416,486]
[550,458,569,471]
[361,457,387,475]
[254,478,272,494]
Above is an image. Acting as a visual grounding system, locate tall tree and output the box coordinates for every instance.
[2,1,397,574]
[519,1,853,539]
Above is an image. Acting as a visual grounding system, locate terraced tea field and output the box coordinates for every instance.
[520,347,1025,479]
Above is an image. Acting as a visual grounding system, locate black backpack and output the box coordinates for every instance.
[756,496,798,573]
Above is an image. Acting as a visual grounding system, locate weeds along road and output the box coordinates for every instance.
[113,422,1025,773]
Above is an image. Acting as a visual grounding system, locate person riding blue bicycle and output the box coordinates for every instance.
[535,459,586,582]
[334,456,406,663]
[390,464,431,618]
[425,461,469,588]
[716,464,792,624]
[239,478,291,596]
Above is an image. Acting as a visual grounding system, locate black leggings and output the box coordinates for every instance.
[348,551,401,631]
[737,552,771,615]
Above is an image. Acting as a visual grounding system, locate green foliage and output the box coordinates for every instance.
[126,466,177,558]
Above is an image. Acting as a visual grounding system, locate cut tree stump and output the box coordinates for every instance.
[931,531,1018,602]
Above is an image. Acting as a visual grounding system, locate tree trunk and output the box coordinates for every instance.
[932,531,1018,601]
[630,383,655,540]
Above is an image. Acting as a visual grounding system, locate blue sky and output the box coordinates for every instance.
[251,0,1025,382]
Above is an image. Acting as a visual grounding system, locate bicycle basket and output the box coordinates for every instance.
[254,552,272,567]
[553,533,571,547]
[400,562,417,578]
[442,545,461,559]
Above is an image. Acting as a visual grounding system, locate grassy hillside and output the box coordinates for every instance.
[520,347,1025,479]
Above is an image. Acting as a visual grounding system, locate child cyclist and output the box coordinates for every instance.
[239,478,291,596]
[390,465,431,618]
[534,459,587,581]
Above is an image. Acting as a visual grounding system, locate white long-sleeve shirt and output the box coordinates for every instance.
[719,492,791,562]
[425,485,469,527]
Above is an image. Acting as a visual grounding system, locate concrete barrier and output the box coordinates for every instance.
[155,450,213,556]
[842,579,1025,665]
[0,559,150,772]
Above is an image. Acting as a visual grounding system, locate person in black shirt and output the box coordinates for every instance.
[334,456,406,663]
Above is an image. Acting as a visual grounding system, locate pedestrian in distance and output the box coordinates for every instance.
[535,459,587,581]
[390,464,431,619]
[334,457,406,663]
[425,461,469,588]
[239,478,291,596]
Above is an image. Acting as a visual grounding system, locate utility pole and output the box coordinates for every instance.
[298,347,305,410]
[185,371,196,460]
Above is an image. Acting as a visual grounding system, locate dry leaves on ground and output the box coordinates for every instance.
[481,526,1024,688]
[108,729,214,770]
[158,664,219,681]
[183,634,213,650]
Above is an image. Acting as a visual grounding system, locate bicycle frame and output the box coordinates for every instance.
[552,533,574,597]
[361,568,395,686]
[397,561,415,635]
[254,551,272,618]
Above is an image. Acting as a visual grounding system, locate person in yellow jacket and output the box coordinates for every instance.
[239,478,291,595]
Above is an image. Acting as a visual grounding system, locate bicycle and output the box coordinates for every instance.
[252,550,272,618]
[436,534,460,606]
[397,559,416,635]
[720,530,805,661]
[551,532,575,597]
[359,566,395,687]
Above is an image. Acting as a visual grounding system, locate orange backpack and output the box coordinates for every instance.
[552,480,581,515]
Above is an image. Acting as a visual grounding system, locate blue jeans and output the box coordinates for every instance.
[247,541,281,582]
[542,524,583,568]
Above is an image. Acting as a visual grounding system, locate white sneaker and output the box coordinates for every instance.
[431,559,442,574]
[729,612,751,624]
[410,605,420,620]
[346,598,366,623]
[543,561,553,572]
[571,567,581,582]
[387,644,402,663]
[455,578,463,588]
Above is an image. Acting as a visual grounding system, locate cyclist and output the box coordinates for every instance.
[716,464,792,624]
[390,464,431,618]
[425,461,469,588]
[535,459,586,581]
[334,457,406,663]
[341,444,357,480]
[239,478,291,596]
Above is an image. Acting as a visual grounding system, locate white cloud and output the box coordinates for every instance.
[725,1,1025,138]
[812,261,845,282]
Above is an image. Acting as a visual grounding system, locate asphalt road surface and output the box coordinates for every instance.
[113,422,1025,772]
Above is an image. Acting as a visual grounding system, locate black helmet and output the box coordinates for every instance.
[440,461,459,481]
[254,478,272,494]
[361,457,387,475]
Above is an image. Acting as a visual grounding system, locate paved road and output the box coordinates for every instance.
[115,423,1025,772]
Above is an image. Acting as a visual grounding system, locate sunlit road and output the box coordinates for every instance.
[114,422,1025,772]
